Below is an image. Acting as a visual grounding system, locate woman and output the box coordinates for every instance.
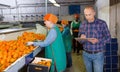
[61,20,72,68]
[27,13,66,72]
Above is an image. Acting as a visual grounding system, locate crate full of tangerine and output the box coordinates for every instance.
[27,57,52,72]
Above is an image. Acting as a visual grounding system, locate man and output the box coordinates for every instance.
[78,6,111,72]
[71,14,82,55]
[27,13,66,72]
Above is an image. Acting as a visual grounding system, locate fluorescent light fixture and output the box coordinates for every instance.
[49,0,56,3]
[49,0,60,7]
[54,3,60,7]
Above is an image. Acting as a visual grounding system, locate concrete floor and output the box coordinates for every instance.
[65,52,86,72]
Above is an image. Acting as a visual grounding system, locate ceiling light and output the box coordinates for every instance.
[54,3,60,7]
[49,0,56,3]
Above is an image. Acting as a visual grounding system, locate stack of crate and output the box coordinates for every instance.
[104,38,118,72]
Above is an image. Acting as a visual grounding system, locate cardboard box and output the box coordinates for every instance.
[27,57,52,72]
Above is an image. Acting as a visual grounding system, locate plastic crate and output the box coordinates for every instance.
[105,51,117,56]
[104,56,118,64]
[111,43,118,51]
[112,56,118,63]
[104,56,112,64]
[104,64,118,69]
[27,57,52,72]
[104,68,118,72]
[105,43,118,52]
[105,43,111,51]
[111,38,117,43]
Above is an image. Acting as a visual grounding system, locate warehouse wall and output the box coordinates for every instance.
[110,5,117,38]
[95,0,110,28]
[117,3,120,55]
[0,0,45,22]
[110,2,120,55]
[0,0,16,6]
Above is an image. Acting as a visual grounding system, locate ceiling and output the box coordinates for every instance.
[0,0,96,8]
[49,0,96,6]
[0,4,10,8]
[32,0,95,7]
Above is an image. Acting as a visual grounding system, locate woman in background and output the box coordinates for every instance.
[61,20,72,68]
[71,14,82,55]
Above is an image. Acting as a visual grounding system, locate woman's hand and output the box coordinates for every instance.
[26,42,34,46]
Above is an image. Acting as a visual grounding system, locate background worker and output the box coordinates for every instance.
[71,14,82,55]
[61,20,72,68]
[27,13,66,72]
[78,6,111,72]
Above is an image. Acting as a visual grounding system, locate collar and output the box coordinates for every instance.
[52,24,56,28]
[86,18,97,24]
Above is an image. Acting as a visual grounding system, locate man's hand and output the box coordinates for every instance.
[80,34,99,44]
[80,34,86,39]
[26,42,34,46]
[87,38,99,44]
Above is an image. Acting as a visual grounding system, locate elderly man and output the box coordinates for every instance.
[78,6,111,72]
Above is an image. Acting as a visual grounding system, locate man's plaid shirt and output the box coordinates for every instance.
[78,18,111,52]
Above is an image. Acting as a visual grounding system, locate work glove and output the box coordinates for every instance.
[26,42,34,46]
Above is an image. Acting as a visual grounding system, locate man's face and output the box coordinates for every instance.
[84,8,95,22]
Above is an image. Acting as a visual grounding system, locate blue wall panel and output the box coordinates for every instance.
[69,5,80,15]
